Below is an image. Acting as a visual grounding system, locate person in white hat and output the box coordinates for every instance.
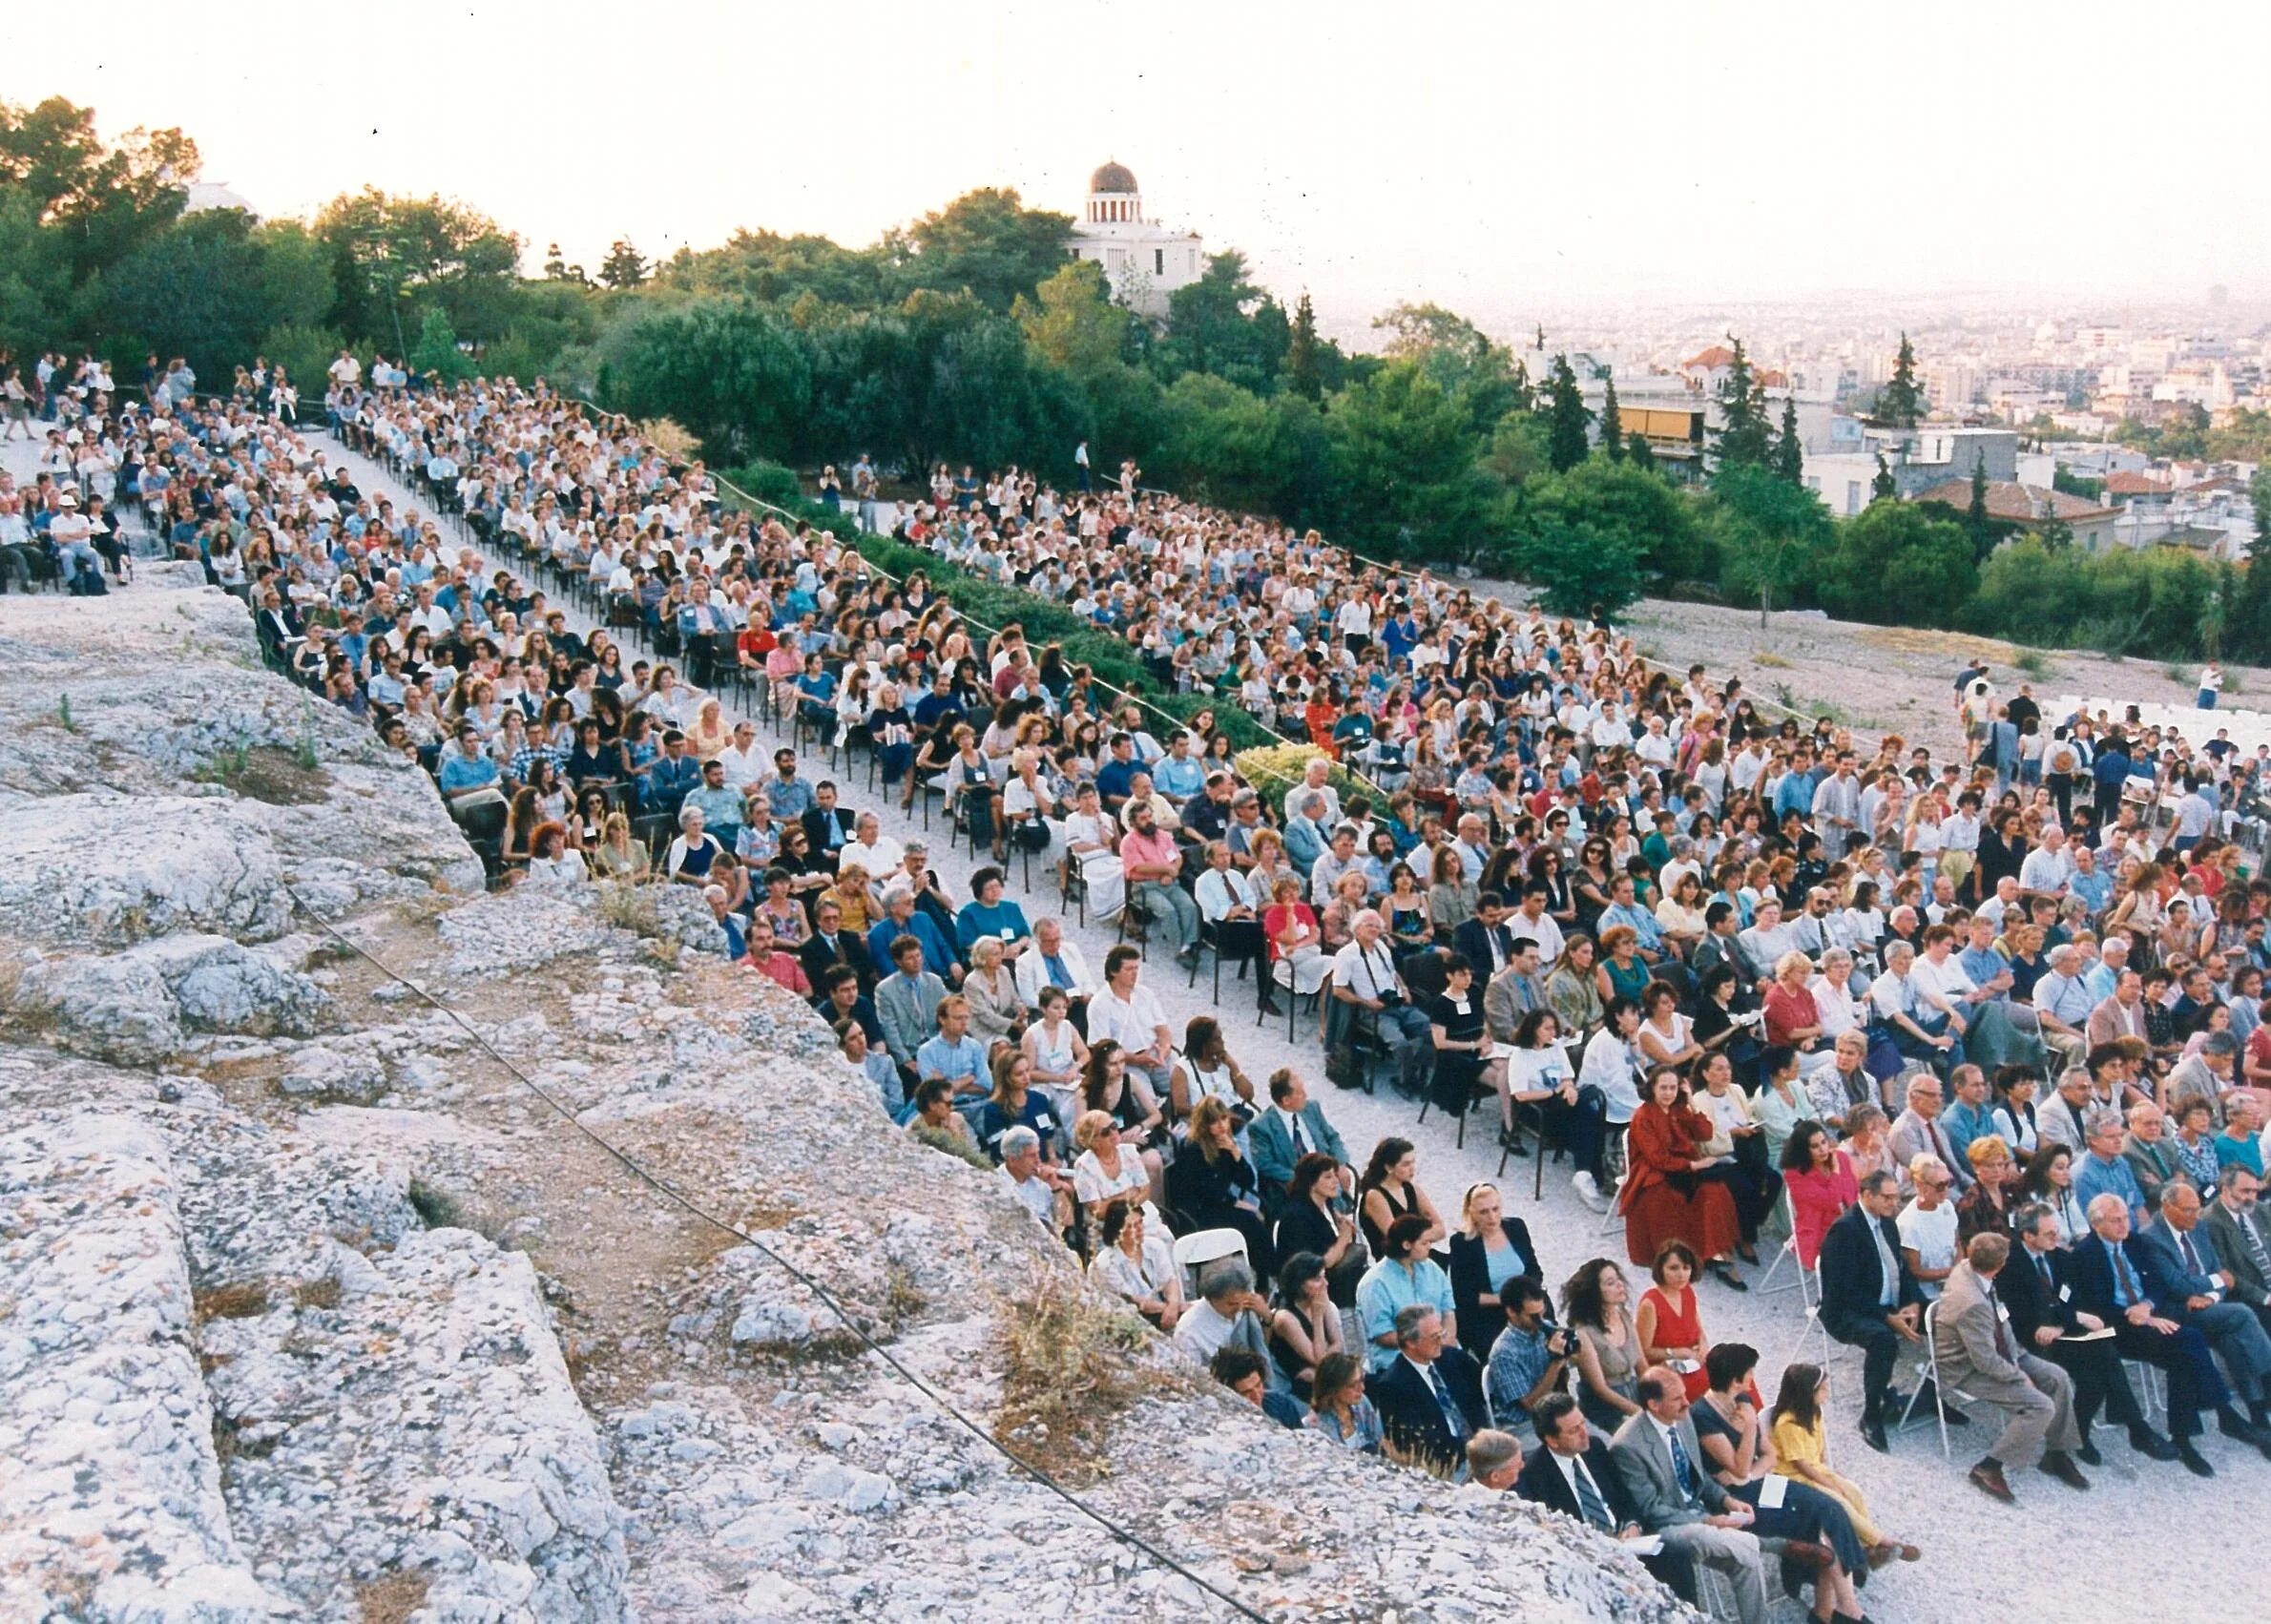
[49,487,100,583]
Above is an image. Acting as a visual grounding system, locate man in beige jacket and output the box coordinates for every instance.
[1930,1231,2091,1503]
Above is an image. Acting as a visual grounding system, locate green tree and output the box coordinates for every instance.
[597,238,647,289]
[1627,430,1656,477]
[0,96,198,286]
[1374,301,1522,430]
[1599,375,1624,462]
[1014,259,1135,378]
[1964,453,1998,562]
[2230,466,2271,661]
[1710,463,1834,627]
[1283,292,1323,400]
[887,187,1074,313]
[408,305,472,382]
[1709,338,1771,475]
[1513,457,1711,591]
[1545,353,1592,472]
[1870,453,1897,504]
[100,208,331,382]
[1514,509,1646,617]
[313,187,522,348]
[1773,396,1803,485]
[1159,250,1287,394]
[1323,360,1492,561]
[1877,331,1923,427]
[1819,501,1978,625]
[608,299,814,464]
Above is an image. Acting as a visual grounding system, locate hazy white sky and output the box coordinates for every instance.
[6,0,2266,330]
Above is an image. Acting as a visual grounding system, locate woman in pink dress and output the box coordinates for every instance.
[1780,1119,1859,1269]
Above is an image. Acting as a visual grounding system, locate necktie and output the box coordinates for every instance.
[2037,1252,2054,1293]
[1046,954,1073,990]
[1669,1426,1698,1501]
[2240,1213,2271,1280]
[1989,1285,2013,1359]
[1927,1119,1949,1166]
[1871,1219,1900,1308]
[2115,1244,2143,1308]
[2180,1230,2203,1279]
[1573,1459,1614,1530]
[1427,1364,1469,1441]
[1289,1114,1311,1156]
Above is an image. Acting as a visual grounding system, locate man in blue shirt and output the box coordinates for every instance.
[867,885,961,989]
[914,994,990,1121]
[1152,731,1205,807]
[764,748,815,822]
[1938,1066,1998,1173]
[1094,734,1141,813]
[2073,1110,2149,1228]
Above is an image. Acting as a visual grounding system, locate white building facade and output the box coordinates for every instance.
[1064,161,1204,320]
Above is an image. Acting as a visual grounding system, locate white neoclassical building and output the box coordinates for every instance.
[1064,161,1204,319]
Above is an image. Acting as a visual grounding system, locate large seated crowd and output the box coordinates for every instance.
[13,344,2271,1622]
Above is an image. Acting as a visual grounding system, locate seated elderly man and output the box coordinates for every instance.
[1511,1393,1698,1605]
[1929,1232,2090,1503]
[1369,1303,1490,1474]
[2073,1109,2151,1229]
[2029,942,2095,1070]
[995,1125,1074,1240]
[2132,1179,2271,1452]
[2121,1101,2184,1211]
[1012,915,1097,1014]
[2166,1032,2241,1121]
[1887,1072,1970,1196]
[1330,909,1434,1096]
[1174,1259,1277,1366]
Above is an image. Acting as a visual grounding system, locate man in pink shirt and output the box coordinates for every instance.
[1119,802,1199,964]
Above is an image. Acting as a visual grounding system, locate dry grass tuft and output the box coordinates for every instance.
[293,1277,343,1312]
[193,1280,273,1323]
[992,1272,1150,1482]
[355,1572,431,1624]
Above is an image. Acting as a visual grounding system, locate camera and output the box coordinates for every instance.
[1544,1323,1575,1358]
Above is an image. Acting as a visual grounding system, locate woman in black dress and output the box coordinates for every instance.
[1273,1152,1365,1305]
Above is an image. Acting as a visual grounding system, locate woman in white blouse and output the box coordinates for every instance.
[1071,1111,1157,1227]
[1085,1199,1182,1329]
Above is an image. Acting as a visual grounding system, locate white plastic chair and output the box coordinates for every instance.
[1171,1226,1250,1299]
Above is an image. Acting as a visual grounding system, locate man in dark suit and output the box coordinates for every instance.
[1816,1171,1936,1449]
[1248,1070,1352,1203]
[2202,1165,2271,1326]
[2131,1180,2271,1450]
[1511,1393,1697,1602]
[800,781,858,868]
[1451,892,1516,981]
[801,898,876,992]
[811,964,883,1049]
[2000,1200,2171,1463]
[1370,1304,1490,1476]
[2066,1190,2238,1476]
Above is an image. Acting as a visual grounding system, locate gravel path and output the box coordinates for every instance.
[292,439,2271,1619]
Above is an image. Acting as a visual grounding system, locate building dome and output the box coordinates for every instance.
[1089,161,1139,196]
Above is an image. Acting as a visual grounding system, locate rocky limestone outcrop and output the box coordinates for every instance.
[0,580,1688,1623]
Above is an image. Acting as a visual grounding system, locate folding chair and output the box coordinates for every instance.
[1896,1300,1979,1457]
[1171,1228,1252,1300]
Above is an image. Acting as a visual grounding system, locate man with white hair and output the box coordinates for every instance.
[1281,757,1342,830]
[996,1125,1073,1236]
[2031,944,2094,1070]
[2083,934,2129,1005]
[1331,909,1432,1095]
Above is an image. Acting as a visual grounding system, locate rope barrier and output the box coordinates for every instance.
[275,878,1276,1624]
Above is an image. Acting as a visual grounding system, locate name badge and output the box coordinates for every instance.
[1001,928,1016,941]
[1452,998,1471,1015]
[2057,1283,2072,1302]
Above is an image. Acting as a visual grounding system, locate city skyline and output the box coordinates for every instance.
[7,0,2270,336]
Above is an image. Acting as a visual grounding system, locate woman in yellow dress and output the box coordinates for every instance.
[1768,1363,1921,1567]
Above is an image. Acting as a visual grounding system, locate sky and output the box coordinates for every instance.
[6,0,2267,336]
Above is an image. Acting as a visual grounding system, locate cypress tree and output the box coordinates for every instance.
[1600,375,1625,462]
[1285,293,1323,400]
[1774,396,1803,484]
[1546,353,1592,472]
[1870,453,1897,504]
[1879,332,1924,427]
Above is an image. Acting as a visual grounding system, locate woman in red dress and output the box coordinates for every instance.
[1779,1118,1859,1270]
[1618,1067,1745,1287]
[1636,1240,1754,1403]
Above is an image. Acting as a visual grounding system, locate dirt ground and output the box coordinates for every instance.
[1467,573,2267,759]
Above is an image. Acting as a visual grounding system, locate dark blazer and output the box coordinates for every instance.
[2064,1230,2162,1322]
[1448,1219,1545,1356]
[1514,1440,1698,1602]
[1248,1101,1350,1194]
[1372,1348,1490,1468]
[1999,1240,2085,1345]
[1817,1204,1923,1328]
[1516,1436,1642,1526]
[2204,1200,2271,1309]
[2131,1218,2227,1313]
[1452,917,1514,975]
[801,804,857,860]
[801,927,875,991]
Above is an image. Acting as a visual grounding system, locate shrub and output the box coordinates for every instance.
[1234,743,1369,815]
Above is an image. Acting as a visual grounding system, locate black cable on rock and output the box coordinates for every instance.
[279,881,1272,1623]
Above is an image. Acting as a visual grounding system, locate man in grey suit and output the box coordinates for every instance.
[1247,1069,1352,1204]
[1608,1366,1769,1624]
[2203,1165,2271,1330]
[1929,1233,2090,1504]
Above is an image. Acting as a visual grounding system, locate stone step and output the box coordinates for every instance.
[176,1120,634,1621]
[0,1111,286,1621]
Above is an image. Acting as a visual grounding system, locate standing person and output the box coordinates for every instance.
[1073,438,1092,492]
[2198,661,2223,710]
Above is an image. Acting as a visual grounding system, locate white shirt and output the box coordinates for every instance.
[844,834,904,877]
[1896,1199,1959,1299]
[1578,1030,1643,1124]
[1090,982,1170,1056]
[1908,952,1977,1013]
[1509,910,1565,971]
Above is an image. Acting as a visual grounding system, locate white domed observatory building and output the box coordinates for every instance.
[1064,161,1204,319]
